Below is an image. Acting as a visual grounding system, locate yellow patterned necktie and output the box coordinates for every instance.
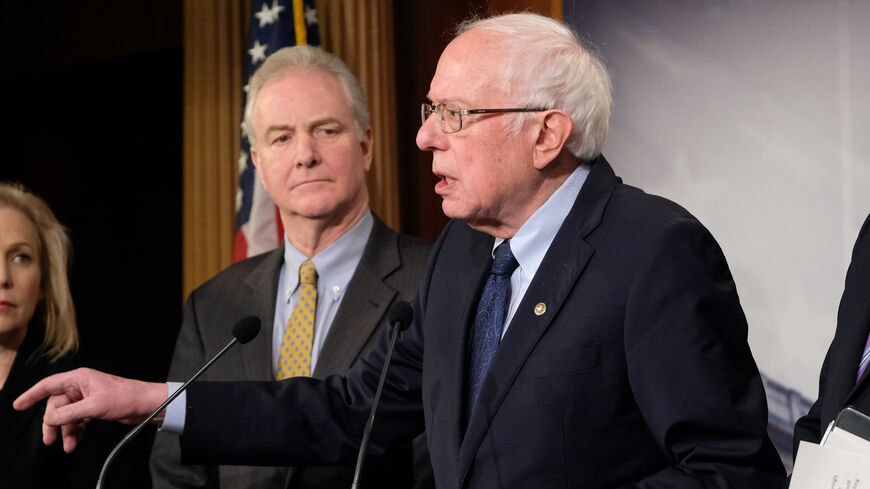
[276,260,317,379]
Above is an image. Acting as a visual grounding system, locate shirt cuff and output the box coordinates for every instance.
[158,382,186,434]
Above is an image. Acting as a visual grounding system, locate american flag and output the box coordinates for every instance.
[234,0,321,261]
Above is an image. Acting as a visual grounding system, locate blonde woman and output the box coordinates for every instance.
[0,182,87,487]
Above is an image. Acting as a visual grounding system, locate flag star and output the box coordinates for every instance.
[304,5,317,25]
[235,187,243,211]
[238,152,248,174]
[269,0,286,20]
[254,2,275,27]
[248,40,268,63]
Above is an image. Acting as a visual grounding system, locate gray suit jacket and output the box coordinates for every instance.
[150,215,431,489]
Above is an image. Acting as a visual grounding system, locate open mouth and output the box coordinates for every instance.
[433,171,454,194]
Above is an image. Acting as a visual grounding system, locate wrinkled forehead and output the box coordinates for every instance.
[257,68,348,106]
[252,69,355,127]
[429,29,515,106]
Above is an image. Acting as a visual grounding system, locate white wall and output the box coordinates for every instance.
[566,0,870,399]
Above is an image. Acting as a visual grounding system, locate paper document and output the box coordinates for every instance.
[823,425,870,455]
[790,407,870,489]
[790,441,870,489]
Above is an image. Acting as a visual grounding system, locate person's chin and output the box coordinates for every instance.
[0,319,27,341]
[440,200,471,221]
[293,201,341,220]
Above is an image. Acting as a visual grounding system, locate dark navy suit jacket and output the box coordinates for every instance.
[180,156,785,489]
[793,213,870,453]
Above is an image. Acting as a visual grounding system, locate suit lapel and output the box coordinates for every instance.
[824,221,870,422]
[457,157,618,485]
[314,216,400,377]
[438,228,493,476]
[845,238,870,403]
[287,216,417,487]
[241,247,283,381]
[844,324,870,404]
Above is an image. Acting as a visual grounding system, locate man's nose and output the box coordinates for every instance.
[416,111,444,151]
[294,134,319,167]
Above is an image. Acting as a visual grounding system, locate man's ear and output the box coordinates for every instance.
[250,146,260,170]
[250,147,271,193]
[532,110,573,170]
[360,128,373,171]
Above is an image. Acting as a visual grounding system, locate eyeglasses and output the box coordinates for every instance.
[421,102,548,134]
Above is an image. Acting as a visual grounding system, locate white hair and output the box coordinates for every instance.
[242,45,370,147]
[456,13,612,162]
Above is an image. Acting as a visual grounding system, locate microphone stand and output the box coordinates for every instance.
[350,318,404,489]
[95,335,245,489]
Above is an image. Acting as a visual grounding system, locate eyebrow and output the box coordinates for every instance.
[309,117,344,128]
[264,117,344,136]
[5,241,37,253]
[264,124,293,138]
[425,96,470,108]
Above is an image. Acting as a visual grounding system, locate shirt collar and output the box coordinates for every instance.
[494,164,590,276]
[283,210,374,303]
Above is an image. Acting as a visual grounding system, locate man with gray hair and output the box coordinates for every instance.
[17,13,784,488]
[148,45,431,489]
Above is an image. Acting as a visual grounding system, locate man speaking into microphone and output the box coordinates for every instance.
[17,13,784,489]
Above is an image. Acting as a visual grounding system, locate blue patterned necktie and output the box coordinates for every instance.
[467,241,519,417]
[858,331,870,382]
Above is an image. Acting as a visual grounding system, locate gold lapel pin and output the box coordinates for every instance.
[534,302,546,316]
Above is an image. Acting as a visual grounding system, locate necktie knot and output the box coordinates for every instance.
[491,241,518,276]
[299,260,318,285]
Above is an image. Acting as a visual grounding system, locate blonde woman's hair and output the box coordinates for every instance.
[0,182,78,361]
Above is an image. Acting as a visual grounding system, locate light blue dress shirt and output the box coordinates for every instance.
[496,164,589,336]
[162,211,374,433]
[273,210,373,373]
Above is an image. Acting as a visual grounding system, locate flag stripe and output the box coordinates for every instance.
[293,0,308,46]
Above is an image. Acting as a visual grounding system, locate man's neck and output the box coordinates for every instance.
[282,205,368,257]
[470,161,578,239]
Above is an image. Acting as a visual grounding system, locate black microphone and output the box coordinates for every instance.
[95,316,261,489]
[350,300,414,489]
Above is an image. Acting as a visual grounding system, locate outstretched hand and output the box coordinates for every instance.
[13,367,169,453]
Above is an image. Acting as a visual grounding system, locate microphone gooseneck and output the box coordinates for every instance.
[350,300,414,489]
[95,316,261,489]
